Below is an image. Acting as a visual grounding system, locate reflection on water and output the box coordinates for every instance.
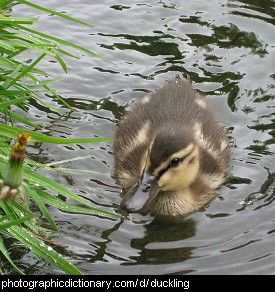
[4,0,274,274]
[127,218,197,266]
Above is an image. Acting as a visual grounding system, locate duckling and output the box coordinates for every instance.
[114,76,230,217]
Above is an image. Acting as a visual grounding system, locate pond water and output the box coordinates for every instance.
[5,0,274,274]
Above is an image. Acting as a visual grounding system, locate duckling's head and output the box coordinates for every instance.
[120,125,200,214]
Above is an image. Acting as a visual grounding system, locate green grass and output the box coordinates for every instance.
[0,0,116,275]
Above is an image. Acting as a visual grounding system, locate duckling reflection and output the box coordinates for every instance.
[114,76,230,217]
[124,217,197,266]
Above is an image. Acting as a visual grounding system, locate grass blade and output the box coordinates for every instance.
[16,24,110,62]
[0,89,58,95]
[36,188,119,217]
[0,41,15,52]
[4,53,47,90]
[2,63,23,89]
[22,166,92,208]
[17,0,94,28]
[0,236,24,274]
[0,124,113,143]
[23,78,64,86]
[0,96,33,108]
[54,53,67,73]
[10,40,57,56]
[0,55,48,75]
[0,215,35,231]
[25,72,74,111]
[0,16,38,24]
[27,186,60,233]
[5,224,82,275]
[9,200,34,216]
[0,108,41,129]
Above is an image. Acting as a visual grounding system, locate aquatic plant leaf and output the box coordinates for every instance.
[0,16,38,24]
[0,157,92,212]
[4,53,47,90]
[17,0,94,28]
[54,53,67,73]
[27,186,60,233]
[0,89,57,96]
[0,41,15,52]
[0,108,41,129]
[0,214,35,231]
[22,166,94,208]
[10,40,57,56]
[0,200,81,275]
[0,0,14,10]
[35,188,121,218]
[0,96,33,108]
[0,55,47,75]
[6,224,82,274]
[0,236,24,274]
[23,78,64,86]
[0,0,114,275]
[16,24,110,62]
[0,124,113,143]
[2,63,23,90]
[9,199,34,216]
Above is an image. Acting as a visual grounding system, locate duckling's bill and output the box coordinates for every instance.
[120,169,160,213]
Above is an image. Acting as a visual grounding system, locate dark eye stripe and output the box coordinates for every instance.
[169,149,193,167]
[157,149,194,179]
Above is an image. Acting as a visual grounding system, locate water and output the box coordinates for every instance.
[4,0,274,274]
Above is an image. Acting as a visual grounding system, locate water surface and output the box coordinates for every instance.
[5,0,275,274]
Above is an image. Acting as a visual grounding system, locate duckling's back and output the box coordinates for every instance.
[114,77,229,194]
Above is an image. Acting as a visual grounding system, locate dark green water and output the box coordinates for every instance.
[5,0,275,274]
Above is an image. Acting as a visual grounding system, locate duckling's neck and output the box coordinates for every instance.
[151,187,198,216]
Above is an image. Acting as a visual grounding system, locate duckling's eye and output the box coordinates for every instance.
[169,158,180,167]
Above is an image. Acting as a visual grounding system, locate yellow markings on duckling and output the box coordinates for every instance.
[157,146,200,191]
[200,172,225,190]
[153,143,195,175]
[193,122,227,158]
[140,94,152,104]
[117,169,133,188]
[123,121,151,156]
[193,122,204,146]
[141,149,151,176]
[194,96,207,108]
[193,122,215,152]
[220,139,228,152]
[132,120,150,147]
[153,187,198,215]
